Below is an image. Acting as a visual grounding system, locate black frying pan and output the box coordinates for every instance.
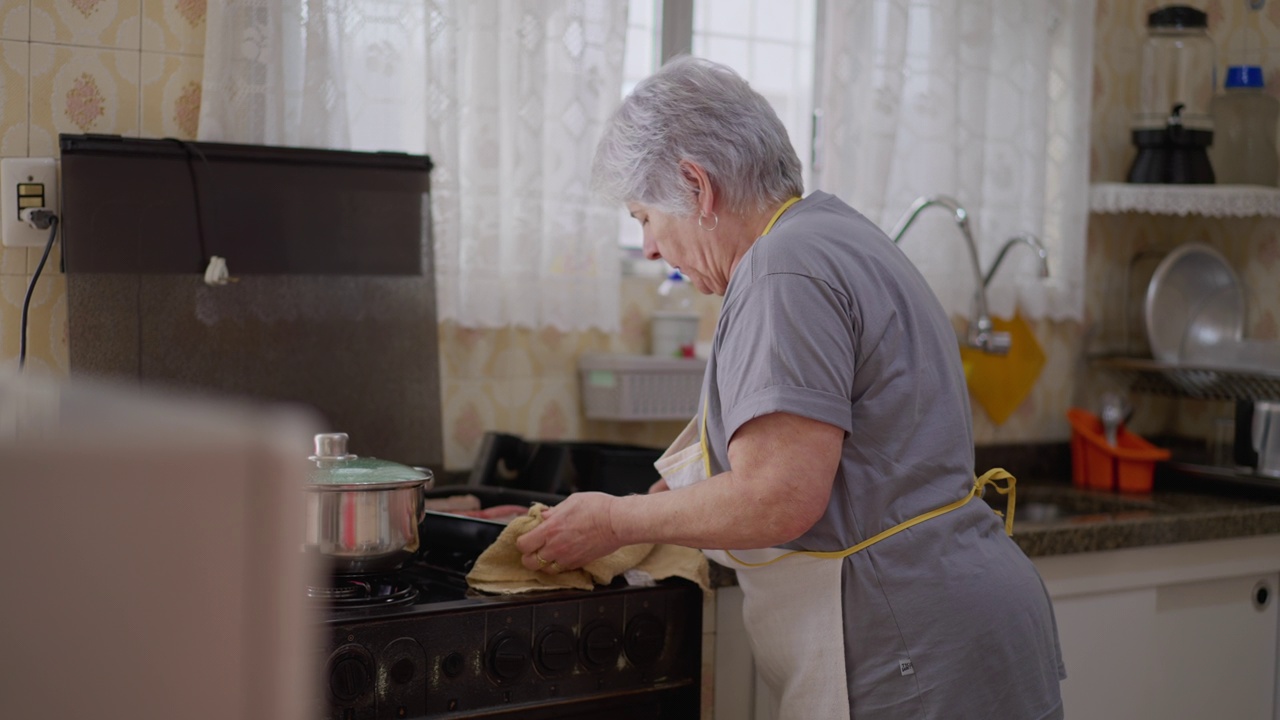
[419,486,565,556]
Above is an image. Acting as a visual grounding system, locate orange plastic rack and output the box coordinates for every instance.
[1066,408,1171,494]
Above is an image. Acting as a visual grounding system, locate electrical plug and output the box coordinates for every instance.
[19,208,57,230]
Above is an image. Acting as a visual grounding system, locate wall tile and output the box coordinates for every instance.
[439,321,501,381]
[25,236,59,274]
[0,40,29,281]
[0,1,29,41]
[140,50,200,138]
[30,0,141,50]
[29,42,140,156]
[0,243,28,277]
[0,40,28,156]
[441,379,500,469]
[141,0,203,55]
[0,272,67,374]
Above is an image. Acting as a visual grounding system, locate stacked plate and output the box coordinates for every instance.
[1145,243,1279,373]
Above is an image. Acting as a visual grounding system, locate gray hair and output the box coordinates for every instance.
[592,56,804,217]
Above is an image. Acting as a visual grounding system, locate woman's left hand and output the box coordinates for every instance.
[515,492,621,573]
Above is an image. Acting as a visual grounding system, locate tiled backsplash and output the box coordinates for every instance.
[3,0,1277,469]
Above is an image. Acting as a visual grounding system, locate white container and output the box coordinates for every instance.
[650,311,700,358]
[578,353,706,421]
[1251,401,1280,478]
[1209,65,1279,186]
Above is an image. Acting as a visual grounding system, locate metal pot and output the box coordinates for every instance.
[1235,400,1280,479]
[303,433,433,574]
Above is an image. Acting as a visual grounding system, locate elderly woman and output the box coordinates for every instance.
[516,57,1065,719]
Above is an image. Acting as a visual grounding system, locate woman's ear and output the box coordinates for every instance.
[678,160,715,215]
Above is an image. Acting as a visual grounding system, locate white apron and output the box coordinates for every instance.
[652,198,1016,718]
[655,395,1015,720]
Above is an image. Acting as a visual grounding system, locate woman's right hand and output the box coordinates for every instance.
[648,478,669,494]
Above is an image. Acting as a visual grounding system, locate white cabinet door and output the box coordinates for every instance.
[1053,573,1278,720]
[1036,535,1280,720]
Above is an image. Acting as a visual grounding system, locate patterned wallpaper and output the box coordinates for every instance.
[2,0,1276,470]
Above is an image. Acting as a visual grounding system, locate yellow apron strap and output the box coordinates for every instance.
[979,467,1017,536]
[699,393,711,480]
[761,196,801,236]
[725,468,1017,568]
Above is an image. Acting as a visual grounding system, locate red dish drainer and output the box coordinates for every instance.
[1066,408,1171,494]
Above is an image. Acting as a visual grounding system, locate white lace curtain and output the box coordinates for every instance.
[199,0,628,332]
[816,0,1095,322]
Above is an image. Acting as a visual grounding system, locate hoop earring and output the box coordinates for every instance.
[698,212,718,231]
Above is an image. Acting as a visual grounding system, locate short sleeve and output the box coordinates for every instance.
[715,272,858,440]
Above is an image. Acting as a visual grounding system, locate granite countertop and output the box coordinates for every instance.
[707,443,1280,588]
[991,475,1280,557]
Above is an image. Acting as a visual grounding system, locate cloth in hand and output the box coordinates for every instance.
[465,503,710,595]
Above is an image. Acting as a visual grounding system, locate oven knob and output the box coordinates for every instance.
[442,651,465,678]
[487,630,530,682]
[624,613,666,668]
[534,625,576,675]
[580,620,621,669]
[327,646,374,703]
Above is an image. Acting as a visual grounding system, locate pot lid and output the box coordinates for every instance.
[306,433,431,489]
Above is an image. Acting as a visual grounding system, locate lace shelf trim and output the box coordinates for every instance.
[1090,183,1280,218]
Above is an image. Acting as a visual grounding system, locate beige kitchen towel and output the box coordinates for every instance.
[466,503,710,595]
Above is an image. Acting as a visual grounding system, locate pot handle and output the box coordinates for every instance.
[417,480,430,524]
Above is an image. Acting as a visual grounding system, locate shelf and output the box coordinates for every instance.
[1091,356,1280,402]
[1090,182,1280,217]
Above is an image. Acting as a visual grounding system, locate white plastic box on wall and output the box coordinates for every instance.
[578,353,706,421]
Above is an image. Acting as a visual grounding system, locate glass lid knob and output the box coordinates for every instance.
[311,432,357,461]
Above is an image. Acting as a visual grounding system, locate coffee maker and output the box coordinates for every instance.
[1128,6,1217,184]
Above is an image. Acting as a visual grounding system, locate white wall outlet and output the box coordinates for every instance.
[1,157,59,248]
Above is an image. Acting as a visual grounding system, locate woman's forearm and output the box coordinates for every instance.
[609,411,844,549]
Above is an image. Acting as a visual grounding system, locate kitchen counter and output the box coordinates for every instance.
[995,476,1280,557]
[707,443,1280,587]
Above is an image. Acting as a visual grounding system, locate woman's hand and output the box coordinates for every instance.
[648,478,669,493]
[515,492,622,573]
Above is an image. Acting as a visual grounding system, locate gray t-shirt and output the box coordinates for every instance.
[703,191,1065,719]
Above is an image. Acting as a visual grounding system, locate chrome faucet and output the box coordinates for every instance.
[983,234,1050,289]
[889,195,1010,355]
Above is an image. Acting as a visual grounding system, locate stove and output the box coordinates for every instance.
[315,547,703,719]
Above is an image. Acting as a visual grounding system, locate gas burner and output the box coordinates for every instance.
[307,577,419,608]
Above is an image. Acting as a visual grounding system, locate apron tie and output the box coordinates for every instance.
[725,468,1017,568]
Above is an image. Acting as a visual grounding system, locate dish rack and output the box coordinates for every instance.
[578,353,706,421]
[1091,355,1280,493]
[1092,356,1280,402]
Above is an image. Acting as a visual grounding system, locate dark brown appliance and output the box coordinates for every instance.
[467,431,664,496]
[58,134,444,469]
[314,487,703,719]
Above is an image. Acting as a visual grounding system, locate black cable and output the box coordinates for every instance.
[167,137,211,265]
[19,215,59,371]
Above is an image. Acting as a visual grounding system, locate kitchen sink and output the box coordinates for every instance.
[980,484,1165,528]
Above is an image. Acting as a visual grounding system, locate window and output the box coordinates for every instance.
[616,0,817,251]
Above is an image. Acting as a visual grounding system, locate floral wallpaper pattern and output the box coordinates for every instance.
[174,79,200,136]
[2,0,1277,470]
[65,72,105,130]
[176,0,206,28]
[69,0,106,20]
